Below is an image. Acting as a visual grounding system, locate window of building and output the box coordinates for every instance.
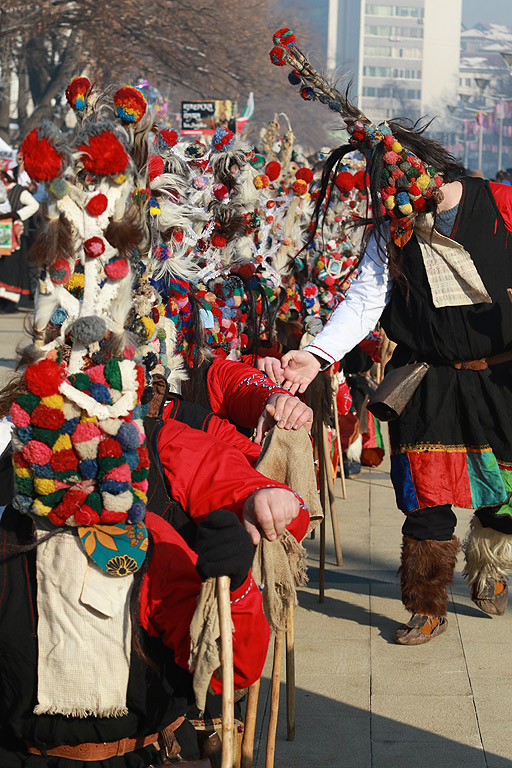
[397,25,423,38]
[365,23,393,36]
[362,86,377,97]
[363,65,393,77]
[395,6,424,17]
[393,68,422,79]
[366,4,393,15]
[465,78,471,86]
[365,45,392,56]
[395,47,422,58]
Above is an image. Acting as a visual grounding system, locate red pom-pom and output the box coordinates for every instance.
[49,257,72,285]
[25,359,65,397]
[74,506,100,525]
[409,183,421,197]
[50,448,79,472]
[99,437,123,458]
[212,183,229,200]
[86,193,108,216]
[114,86,147,124]
[292,179,308,196]
[265,161,281,181]
[211,233,227,248]
[413,197,427,211]
[100,509,127,524]
[31,404,65,430]
[353,170,367,191]
[77,130,129,176]
[21,128,65,182]
[84,236,105,258]
[269,46,288,66]
[50,487,88,525]
[135,365,145,399]
[105,256,129,280]
[296,167,314,184]
[173,229,184,243]
[148,154,165,181]
[335,171,355,193]
[159,128,179,148]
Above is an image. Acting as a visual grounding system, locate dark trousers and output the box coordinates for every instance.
[402,504,512,541]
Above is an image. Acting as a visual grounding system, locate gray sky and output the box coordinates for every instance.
[463,0,512,27]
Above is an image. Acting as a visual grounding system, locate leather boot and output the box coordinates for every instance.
[394,535,459,645]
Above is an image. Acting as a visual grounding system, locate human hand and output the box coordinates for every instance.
[280,349,322,394]
[256,356,285,384]
[243,487,300,545]
[195,509,254,591]
[254,393,313,444]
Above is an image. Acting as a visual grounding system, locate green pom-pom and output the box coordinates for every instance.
[32,427,60,447]
[40,490,66,507]
[97,456,124,479]
[406,168,417,180]
[427,166,436,177]
[132,468,149,482]
[54,470,80,483]
[381,168,391,180]
[85,491,102,514]
[70,373,91,391]
[17,393,40,413]
[104,359,122,390]
[15,476,34,495]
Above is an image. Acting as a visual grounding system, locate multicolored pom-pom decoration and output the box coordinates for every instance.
[65,76,92,113]
[113,86,148,124]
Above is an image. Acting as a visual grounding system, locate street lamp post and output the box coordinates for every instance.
[474,78,489,171]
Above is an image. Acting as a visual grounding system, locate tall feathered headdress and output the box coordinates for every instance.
[269,28,444,246]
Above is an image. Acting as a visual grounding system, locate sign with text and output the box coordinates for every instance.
[181,100,237,135]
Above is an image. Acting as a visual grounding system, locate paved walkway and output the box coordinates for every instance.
[2,313,511,767]
[254,466,512,768]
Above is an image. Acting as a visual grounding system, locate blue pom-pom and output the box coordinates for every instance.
[328,100,342,112]
[396,191,410,206]
[125,450,139,470]
[51,307,68,326]
[211,126,236,152]
[32,463,54,479]
[13,494,32,514]
[117,421,141,451]
[127,501,145,523]
[62,417,80,435]
[89,382,112,404]
[17,426,33,442]
[101,479,130,494]
[80,459,98,479]
[288,71,301,86]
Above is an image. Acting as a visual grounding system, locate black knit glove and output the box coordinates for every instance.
[195,509,254,592]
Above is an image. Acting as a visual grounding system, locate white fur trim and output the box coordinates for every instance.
[463,515,512,591]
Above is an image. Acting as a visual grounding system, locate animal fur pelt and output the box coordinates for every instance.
[345,434,362,463]
[463,515,512,593]
[29,213,73,267]
[104,204,148,256]
[398,535,460,616]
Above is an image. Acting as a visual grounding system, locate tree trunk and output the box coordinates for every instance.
[0,43,12,143]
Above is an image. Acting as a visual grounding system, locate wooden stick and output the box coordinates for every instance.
[285,602,295,741]
[317,415,326,603]
[323,423,343,567]
[217,576,234,768]
[265,631,284,768]
[241,679,261,768]
[333,391,347,500]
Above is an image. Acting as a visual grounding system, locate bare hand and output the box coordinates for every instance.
[256,356,285,384]
[243,487,300,544]
[280,350,322,394]
[254,393,313,444]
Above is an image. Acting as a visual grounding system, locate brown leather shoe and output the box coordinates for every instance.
[471,580,508,616]
[394,614,448,645]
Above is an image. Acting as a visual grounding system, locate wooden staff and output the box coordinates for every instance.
[316,413,326,603]
[332,391,347,500]
[285,602,295,741]
[217,576,234,768]
[322,422,343,567]
[265,631,284,768]
[241,679,261,768]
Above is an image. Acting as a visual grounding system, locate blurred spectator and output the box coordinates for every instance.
[0,169,39,313]
[495,169,512,185]
[468,168,485,178]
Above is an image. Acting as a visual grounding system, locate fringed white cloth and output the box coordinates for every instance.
[34,529,133,718]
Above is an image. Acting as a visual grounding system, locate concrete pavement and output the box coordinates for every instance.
[1,311,511,767]
[253,464,512,768]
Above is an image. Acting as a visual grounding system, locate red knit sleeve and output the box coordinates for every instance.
[207,358,290,428]
[202,411,261,467]
[490,181,512,234]
[140,512,269,690]
[156,419,309,541]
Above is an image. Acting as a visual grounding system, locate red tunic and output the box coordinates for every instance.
[139,511,269,693]
[156,417,310,542]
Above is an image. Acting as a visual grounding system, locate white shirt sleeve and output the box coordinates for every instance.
[17,189,39,222]
[304,234,393,365]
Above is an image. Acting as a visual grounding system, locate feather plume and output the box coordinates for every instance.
[29,213,74,267]
[105,204,148,256]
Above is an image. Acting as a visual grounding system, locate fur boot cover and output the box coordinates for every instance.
[463,515,512,593]
[398,536,460,616]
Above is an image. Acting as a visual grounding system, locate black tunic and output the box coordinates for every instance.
[0,506,197,768]
[381,177,512,517]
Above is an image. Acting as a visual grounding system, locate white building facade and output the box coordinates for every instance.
[332,0,462,123]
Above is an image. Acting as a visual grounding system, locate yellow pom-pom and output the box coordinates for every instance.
[398,203,413,215]
[66,273,85,291]
[417,174,430,191]
[34,478,56,496]
[33,498,52,517]
[141,316,156,339]
[384,196,396,210]
[81,414,98,424]
[317,259,325,269]
[113,173,127,185]
[53,433,72,452]
[41,394,64,409]
[158,303,165,316]
[133,488,147,501]
[392,141,403,153]
[14,466,31,478]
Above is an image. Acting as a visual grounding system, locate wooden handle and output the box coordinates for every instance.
[217,575,234,768]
